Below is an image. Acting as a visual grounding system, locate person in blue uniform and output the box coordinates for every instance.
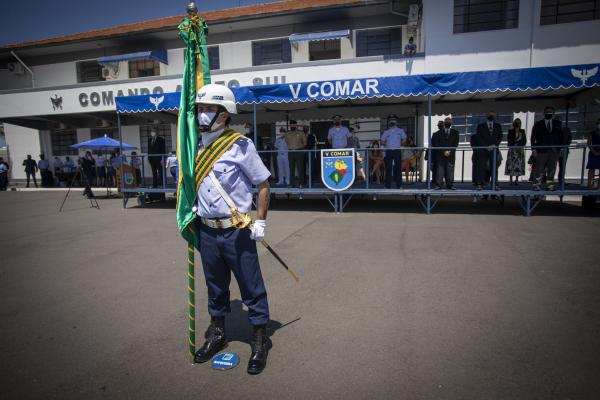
[380,114,406,188]
[192,84,272,375]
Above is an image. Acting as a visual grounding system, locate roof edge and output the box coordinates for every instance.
[1,0,376,51]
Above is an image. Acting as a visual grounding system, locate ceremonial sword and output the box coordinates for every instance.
[259,240,300,283]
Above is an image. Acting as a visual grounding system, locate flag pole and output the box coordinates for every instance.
[185,0,199,362]
[187,243,196,359]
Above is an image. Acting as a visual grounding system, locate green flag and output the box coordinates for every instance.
[176,15,211,246]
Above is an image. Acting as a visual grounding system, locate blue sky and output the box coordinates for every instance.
[0,0,281,46]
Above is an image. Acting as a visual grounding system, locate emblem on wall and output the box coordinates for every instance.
[50,94,63,110]
[149,95,164,110]
[571,66,598,85]
[321,149,355,191]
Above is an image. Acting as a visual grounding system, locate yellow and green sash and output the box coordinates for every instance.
[194,129,242,192]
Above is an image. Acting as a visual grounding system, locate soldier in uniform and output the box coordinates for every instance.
[192,84,272,375]
[380,114,406,189]
[327,115,350,149]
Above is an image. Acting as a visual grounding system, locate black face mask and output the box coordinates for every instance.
[544,114,553,120]
[334,122,340,126]
[444,123,451,128]
[487,115,494,122]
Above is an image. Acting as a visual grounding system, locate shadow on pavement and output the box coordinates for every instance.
[221,300,300,345]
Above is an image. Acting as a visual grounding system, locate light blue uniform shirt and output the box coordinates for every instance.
[328,126,351,149]
[197,137,271,219]
[381,127,406,149]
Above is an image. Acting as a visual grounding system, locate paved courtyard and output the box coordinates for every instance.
[0,191,599,400]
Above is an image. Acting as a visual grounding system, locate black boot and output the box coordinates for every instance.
[194,316,227,363]
[247,324,270,375]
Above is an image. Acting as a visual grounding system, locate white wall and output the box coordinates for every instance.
[32,62,78,87]
[423,0,600,74]
[221,41,253,70]
[3,123,41,179]
[165,48,184,76]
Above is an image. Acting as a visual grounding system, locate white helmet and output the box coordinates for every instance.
[195,84,237,114]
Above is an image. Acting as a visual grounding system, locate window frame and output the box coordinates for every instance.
[139,124,173,155]
[128,59,161,79]
[308,39,342,61]
[251,37,292,66]
[453,0,520,34]
[207,45,220,70]
[76,60,106,83]
[51,129,78,156]
[355,26,403,58]
[540,0,600,25]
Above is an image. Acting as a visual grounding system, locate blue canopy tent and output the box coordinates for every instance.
[71,134,137,151]
[115,63,600,213]
[69,134,138,199]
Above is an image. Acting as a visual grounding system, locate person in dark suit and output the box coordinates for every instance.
[470,111,503,190]
[148,130,166,187]
[431,117,459,189]
[531,106,564,191]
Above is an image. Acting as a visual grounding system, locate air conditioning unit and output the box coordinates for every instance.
[101,67,111,78]
[7,62,25,75]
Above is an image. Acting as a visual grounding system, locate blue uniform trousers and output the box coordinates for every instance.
[384,149,402,188]
[195,219,269,326]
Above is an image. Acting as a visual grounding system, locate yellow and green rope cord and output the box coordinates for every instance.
[187,243,196,358]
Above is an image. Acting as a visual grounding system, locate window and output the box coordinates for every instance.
[128,60,160,78]
[541,0,600,25]
[140,124,172,154]
[208,46,220,70]
[356,27,402,57]
[51,130,78,156]
[453,0,519,33]
[252,39,291,66]
[452,113,513,144]
[76,60,105,83]
[309,39,341,61]
[534,109,585,141]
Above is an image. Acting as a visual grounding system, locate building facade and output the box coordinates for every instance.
[1,0,599,182]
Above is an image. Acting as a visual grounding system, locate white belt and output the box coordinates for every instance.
[200,217,235,229]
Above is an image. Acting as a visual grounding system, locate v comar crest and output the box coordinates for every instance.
[149,95,165,110]
[571,66,598,85]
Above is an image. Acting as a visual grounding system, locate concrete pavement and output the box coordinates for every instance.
[0,192,599,399]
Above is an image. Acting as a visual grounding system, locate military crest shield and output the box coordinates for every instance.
[321,149,355,191]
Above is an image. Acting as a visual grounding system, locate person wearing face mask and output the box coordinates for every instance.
[148,130,166,188]
[275,127,290,185]
[531,106,564,191]
[585,118,600,189]
[284,120,307,188]
[431,117,459,190]
[505,118,527,186]
[380,114,406,189]
[191,84,272,375]
[327,115,351,149]
[471,111,503,190]
[305,125,318,182]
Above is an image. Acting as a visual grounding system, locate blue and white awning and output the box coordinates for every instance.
[289,29,351,44]
[115,63,599,113]
[98,49,168,65]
